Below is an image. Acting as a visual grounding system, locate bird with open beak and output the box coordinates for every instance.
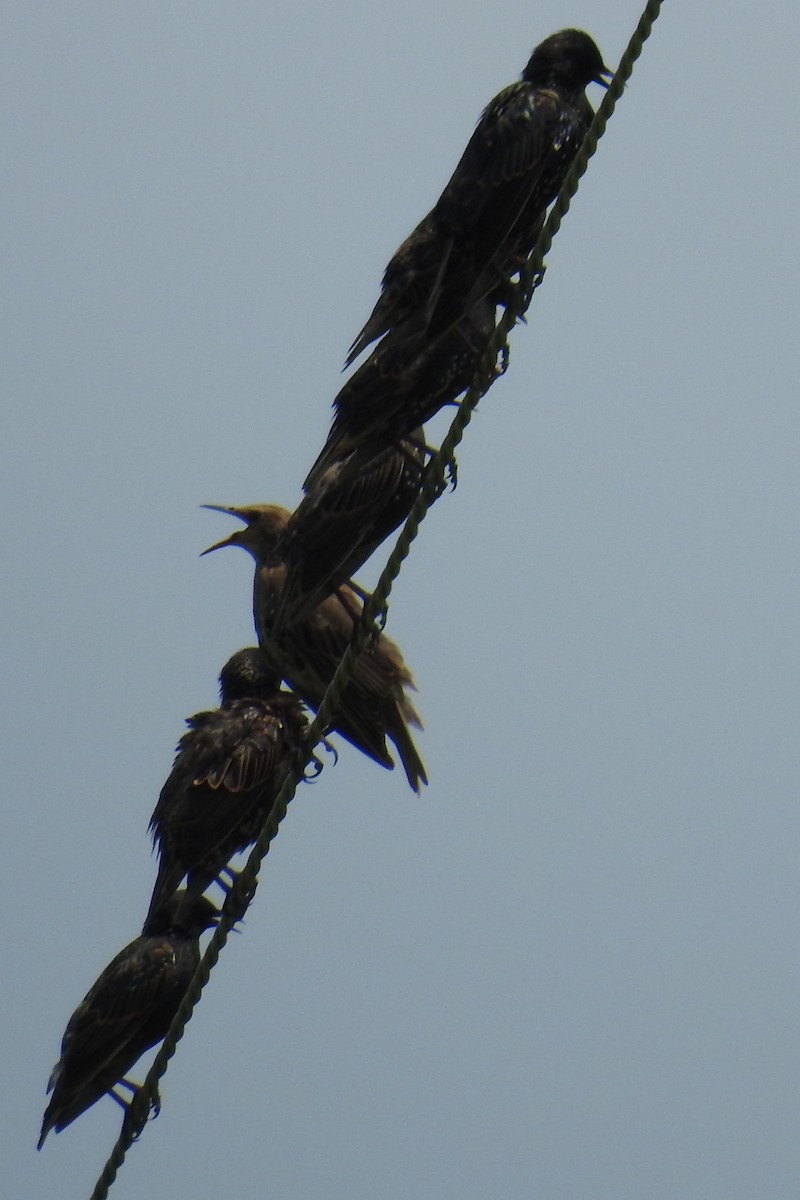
[202,504,427,793]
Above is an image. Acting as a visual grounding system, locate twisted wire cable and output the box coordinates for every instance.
[88,5,663,1195]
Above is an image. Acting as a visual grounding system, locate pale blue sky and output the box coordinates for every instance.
[5,3,800,1197]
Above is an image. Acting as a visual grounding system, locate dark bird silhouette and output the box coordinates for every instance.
[37,893,218,1148]
[305,296,497,490]
[203,505,427,792]
[145,648,309,927]
[345,28,610,366]
[270,430,426,633]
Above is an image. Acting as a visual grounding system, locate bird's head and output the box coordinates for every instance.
[144,892,221,938]
[201,503,291,560]
[218,647,282,703]
[524,28,612,92]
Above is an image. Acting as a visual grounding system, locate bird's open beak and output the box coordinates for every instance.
[200,504,247,555]
[595,64,613,89]
[201,534,240,555]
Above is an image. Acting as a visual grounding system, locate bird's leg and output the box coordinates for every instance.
[225,867,258,916]
[529,260,547,293]
[118,1081,161,1140]
[421,449,458,496]
[217,865,238,892]
[335,582,386,640]
[403,429,458,491]
[404,432,453,484]
[112,1079,139,1099]
[490,275,523,312]
[403,433,437,464]
[211,867,248,922]
[343,579,371,606]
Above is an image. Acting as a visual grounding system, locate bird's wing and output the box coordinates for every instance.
[191,705,286,794]
[434,83,553,229]
[282,597,395,768]
[149,706,286,847]
[49,938,177,1097]
[297,445,408,564]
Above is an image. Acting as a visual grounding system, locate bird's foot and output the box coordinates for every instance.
[304,736,338,780]
[119,1081,160,1141]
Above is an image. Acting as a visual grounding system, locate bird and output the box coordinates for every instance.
[37,893,219,1148]
[345,28,611,367]
[202,505,427,792]
[270,430,427,633]
[305,295,498,490]
[145,648,310,927]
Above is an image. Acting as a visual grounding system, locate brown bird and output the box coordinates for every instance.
[270,430,427,633]
[305,296,497,491]
[37,893,219,1148]
[202,505,427,792]
[345,28,610,367]
[145,648,310,927]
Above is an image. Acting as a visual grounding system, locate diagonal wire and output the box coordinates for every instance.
[87,4,663,1196]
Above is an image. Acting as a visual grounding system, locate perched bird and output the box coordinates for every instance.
[346,28,610,366]
[38,893,218,1148]
[203,505,427,793]
[305,295,497,490]
[145,648,310,926]
[270,430,427,633]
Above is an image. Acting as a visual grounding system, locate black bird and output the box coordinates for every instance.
[271,430,427,633]
[37,893,218,1148]
[345,28,610,366]
[306,295,497,490]
[145,648,310,926]
[203,505,427,793]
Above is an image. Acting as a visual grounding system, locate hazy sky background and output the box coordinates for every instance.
[5,3,800,1197]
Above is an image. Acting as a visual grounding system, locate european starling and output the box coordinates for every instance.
[270,430,426,633]
[306,295,497,489]
[345,28,610,366]
[145,648,309,927]
[37,893,218,1148]
[203,505,427,792]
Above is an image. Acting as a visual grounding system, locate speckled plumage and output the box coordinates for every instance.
[306,296,497,489]
[37,894,218,1148]
[345,28,610,366]
[146,648,308,925]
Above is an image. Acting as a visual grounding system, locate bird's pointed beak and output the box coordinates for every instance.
[595,64,613,89]
[201,533,240,555]
[201,504,248,555]
[202,503,248,519]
